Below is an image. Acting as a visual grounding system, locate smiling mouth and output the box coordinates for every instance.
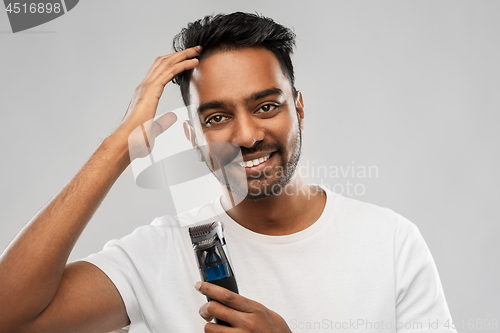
[238,153,272,168]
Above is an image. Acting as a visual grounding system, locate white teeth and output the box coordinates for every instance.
[239,153,271,168]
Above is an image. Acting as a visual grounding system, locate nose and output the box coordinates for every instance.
[231,113,265,148]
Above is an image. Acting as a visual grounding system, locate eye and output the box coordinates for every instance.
[205,114,228,127]
[257,104,278,113]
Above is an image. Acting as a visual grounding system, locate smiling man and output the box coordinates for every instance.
[190,49,304,200]
[0,12,456,333]
[183,44,324,236]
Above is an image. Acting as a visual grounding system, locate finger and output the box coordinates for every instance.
[140,111,177,143]
[196,282,253,313]
[152,58,199,87]
[199,302,214,322]
[137,56,199,105]
[134,47,201,106]
[152,111,177,137]
[141,46,201,84]
[124,58,198,119]
[140,56,168,85]
[161,45,202,68]
[145,46,202,83]
[204,321,237,333]
[204,301,241,326]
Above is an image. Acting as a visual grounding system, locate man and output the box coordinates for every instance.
[0,12,456,333]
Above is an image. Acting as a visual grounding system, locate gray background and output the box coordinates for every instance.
[1,1,499,332]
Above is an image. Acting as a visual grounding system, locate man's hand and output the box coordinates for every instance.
[115,46,202,160]
[196,281,292,333]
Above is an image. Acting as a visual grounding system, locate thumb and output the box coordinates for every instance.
[152,111,178,138]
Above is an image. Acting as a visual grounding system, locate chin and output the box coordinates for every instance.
[245,178,290,200]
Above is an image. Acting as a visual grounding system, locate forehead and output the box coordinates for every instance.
[188,47,292,106]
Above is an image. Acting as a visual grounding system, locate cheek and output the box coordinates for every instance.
[273,113,300,143]
[202,130,227,144]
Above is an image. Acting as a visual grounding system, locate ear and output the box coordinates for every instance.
[183,121,204,162]
[295,90,305,131]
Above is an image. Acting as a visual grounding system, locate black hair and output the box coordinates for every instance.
[172,12,297,106]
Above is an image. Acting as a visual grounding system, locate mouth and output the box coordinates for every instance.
[238,153,273,168]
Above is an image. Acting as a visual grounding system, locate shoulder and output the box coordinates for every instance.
[128,199,222,245]
[323,187,416,238]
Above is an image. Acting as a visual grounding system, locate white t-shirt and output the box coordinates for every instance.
[81,186,457,332]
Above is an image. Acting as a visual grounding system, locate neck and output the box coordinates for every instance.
[220,175,326,236]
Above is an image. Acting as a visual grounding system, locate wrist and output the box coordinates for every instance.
[101,132,132,173]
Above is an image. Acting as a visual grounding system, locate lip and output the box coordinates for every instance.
[241,151,275,162]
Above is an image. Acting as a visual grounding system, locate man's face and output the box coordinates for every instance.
[187,47,304,200]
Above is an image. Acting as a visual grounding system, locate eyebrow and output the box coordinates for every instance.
[197,87,284,114]
[197,100,228,115]
[245,87,284,103]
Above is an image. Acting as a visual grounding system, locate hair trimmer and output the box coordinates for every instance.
[189,221,239,327]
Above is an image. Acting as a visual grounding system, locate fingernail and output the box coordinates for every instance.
[196,45,202,50]
[195,281,202,290]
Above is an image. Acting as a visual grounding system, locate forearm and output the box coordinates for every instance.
[0,134,129,327]
[0,46,200,332]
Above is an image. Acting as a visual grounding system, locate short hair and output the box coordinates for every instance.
[172,12,297,107]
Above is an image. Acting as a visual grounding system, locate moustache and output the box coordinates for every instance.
[200,141,283,170]
[239,141,282,157]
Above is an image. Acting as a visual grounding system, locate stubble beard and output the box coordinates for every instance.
[212,125,303,201]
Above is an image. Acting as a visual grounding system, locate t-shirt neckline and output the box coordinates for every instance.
[212,184,335,245]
